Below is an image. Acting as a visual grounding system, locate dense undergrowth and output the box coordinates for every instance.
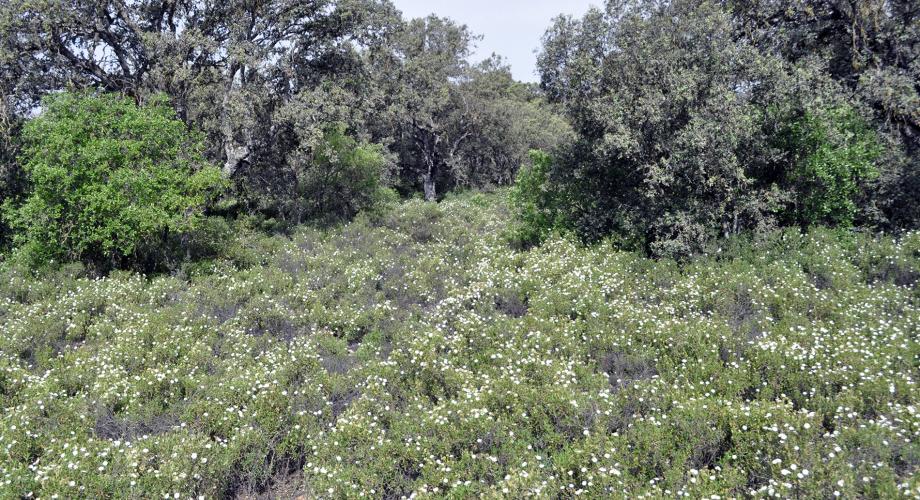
[0,192,918,498]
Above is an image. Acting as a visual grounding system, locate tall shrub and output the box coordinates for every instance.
[537,0,891,257]
[286,123,393,224]
[4,92,225,270]
[508,150,569,247]
[784,106,882,227]
[0,101,23,255]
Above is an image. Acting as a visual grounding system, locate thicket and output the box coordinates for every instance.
[782,106,882,228]
[528,0,918,258]
[247,122,394,226]
[0,102,21,254]
[507,150,569,248]
[1,93,225,272]
[0,0,916,496]
[0,2,570,270]
[1,0,915,269]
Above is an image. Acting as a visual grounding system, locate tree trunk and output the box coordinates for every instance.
[421,133,438,202]
[423,170,437,201]
[222,140,249,178]
[220,67,249,178]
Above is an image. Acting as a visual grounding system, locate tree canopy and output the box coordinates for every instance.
[531,0,916,257]
[0,0,917,266]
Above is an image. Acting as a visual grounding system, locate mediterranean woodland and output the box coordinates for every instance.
[0,0,918,497]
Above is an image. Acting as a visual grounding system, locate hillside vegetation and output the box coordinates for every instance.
[0,1,918,497]
[1,193,918,498]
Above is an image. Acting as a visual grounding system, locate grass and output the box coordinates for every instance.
[0,191,918,498]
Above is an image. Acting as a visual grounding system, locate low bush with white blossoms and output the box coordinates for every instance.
[1,192,918,498]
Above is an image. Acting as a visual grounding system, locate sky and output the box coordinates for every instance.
[391,0,601,83]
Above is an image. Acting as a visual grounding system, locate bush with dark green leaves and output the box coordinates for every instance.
[2,92,225,271]
[728,0,920,230]
[276,123,394,225]
[0,102,23,255]
[539,1,780,257]
[537,0,890,258]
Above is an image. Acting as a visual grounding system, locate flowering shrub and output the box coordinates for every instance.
[0,193,918,498]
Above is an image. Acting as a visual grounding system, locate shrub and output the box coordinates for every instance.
[283,123,392,225]
[538,2,793,258]
[784,106,882,227]
[3,92,225,271]
[508,150,569,248]
[537,0,892,258]
[0,193,918,497]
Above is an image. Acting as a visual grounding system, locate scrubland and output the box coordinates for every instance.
[1,193,918,498]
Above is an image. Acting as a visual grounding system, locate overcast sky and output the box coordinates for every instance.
[391,0,600,83]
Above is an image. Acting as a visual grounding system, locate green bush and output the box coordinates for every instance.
[508,150,569,248]
[2,92,225,271]
[537,1,895,258]
[286,123,392,224]
[785,106,882,227]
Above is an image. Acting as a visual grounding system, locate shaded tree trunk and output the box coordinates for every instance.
[220,66,250,178]
[423,169,437,201]
[423,143,438,201]
[419,126,440,201]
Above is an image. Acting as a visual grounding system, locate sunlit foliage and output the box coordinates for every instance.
[1,193,917,497]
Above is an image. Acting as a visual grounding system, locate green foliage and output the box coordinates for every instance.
[289,123,392,224]
[728,0,920,229]
[537,0,901,258]
[539,1,790,257]
[3,92,225,271]
[0,0,917,495]
[785,107,882,227]
[0,99,23,255]
[2,0,915,225]
[367,19,571,201]
[508,150,569,247]
[0,193,917,497]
